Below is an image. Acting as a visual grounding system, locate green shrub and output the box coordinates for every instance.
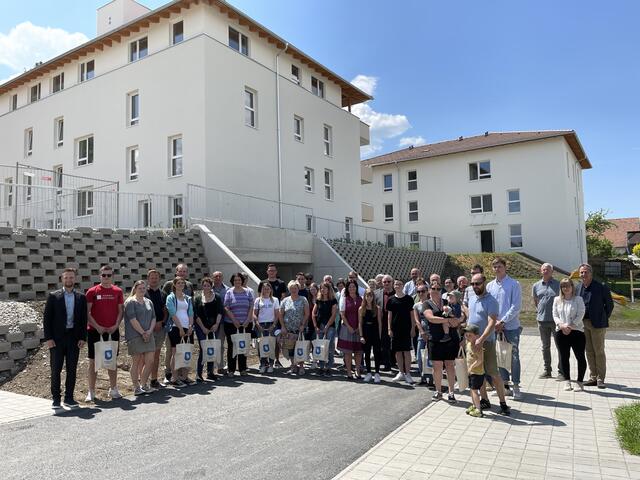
[615,403,640,455]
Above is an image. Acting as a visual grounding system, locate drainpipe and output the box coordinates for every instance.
[275,42,289,228]
[394,158,401,245]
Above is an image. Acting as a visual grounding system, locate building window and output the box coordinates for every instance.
[294,115,303,142]
[171,196,183,228]
[244,88,256,127]
[469,161,491,181]
[128,91,140,126]
[53,165,63,195]
[304,167,314,193]
[409,232,420,248]
[30,83,41,103]
[169,136,183,177]
[127,146,139,182]
[383,174,392,192]
[4,178,13,207]
[129,37,148,62]
[291,64,300,84]
[24,128,33,157]
[77,136,94,166]
[306,214,313,232]
[77,188,94,217]
[508,189,521,213]
[323,124,332,156]
[470,194,492,213]
[229,27,249,55]
[408,201,418,222]
[10,94,18,111]
[345,217,353,241]
[138,200,152,228]
[52,73,64,93]
[384,204,394,222]
[385,233,395,248]
[23,173,33,202]
[54,117,64,147]
[80,60,95,82]
[407,170,417,191]
[172,21,184,44]
[324,169,333,200]
[509,224,523,248]
[311,77,325,98]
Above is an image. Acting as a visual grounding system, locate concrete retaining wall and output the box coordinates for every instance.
[0,323,44,373]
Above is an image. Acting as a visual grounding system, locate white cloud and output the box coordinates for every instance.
[351,75,412,158]
[398,136,427,148]
[0,21,88,76]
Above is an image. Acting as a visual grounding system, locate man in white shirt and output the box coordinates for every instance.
[403,268,421,296]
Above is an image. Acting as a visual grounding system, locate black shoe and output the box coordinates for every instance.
[164,371,173,382]
[63,398,79,409]
[324,369,332,377]
[150,379,162,389]
[499,402,511,416]
[538,371,552,379]
[52,399,62,410]
[206,373,217,381]
[196,375,204,384]
[583,379,597,387]
[480,399,491,410]
[447,394,457,404]
[439,334,452,343]
[556,373,566,381]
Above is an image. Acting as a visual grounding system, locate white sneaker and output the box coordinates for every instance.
[142,384,157,393]
[85,391,95,402]
[134,386,145,396]
[564,381,573,391]
[392,372,404,383]
[108,387,122,399]
[574,381,584,392]
[374,373,381,384]
[512,384,522,400]
[404,373,415,385]
[363,373,372,383]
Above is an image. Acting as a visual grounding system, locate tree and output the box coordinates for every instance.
[585,209,615,259]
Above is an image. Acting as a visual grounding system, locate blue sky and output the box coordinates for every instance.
[1,0,637,218]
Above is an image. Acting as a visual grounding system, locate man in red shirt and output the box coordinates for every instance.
[85,265,124,401]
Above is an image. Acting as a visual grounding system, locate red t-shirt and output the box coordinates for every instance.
[86,284,124,330]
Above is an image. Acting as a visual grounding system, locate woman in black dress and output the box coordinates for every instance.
[425,281,462,403]
[386,279,416,385]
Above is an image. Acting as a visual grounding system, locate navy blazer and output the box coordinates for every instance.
[43,289,88,342]
[575,280,614,329]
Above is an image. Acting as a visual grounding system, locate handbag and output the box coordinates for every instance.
[94,335,118,372]
[420,346,433,374]
[175,337,193,370]
[259,333,276,360]
[311,332,330,362]
[200,331,222,366]
[496,332,512,373]
[294,332,310,364]
[231,327,251,357]
[454,346,469,391]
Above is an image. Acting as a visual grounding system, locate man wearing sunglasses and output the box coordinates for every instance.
[85,264,124,402]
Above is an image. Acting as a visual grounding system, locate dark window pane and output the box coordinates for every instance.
[483,194,493,212]
[469,163,478,181]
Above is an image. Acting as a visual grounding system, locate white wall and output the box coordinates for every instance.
[361,137,588,272]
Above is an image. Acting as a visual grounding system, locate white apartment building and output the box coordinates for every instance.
[361,131,590,272]
[0,0,371,231]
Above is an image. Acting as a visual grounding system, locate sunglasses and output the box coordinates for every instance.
[430,287,440,291]
[471,281,484,286]
[101,273,112,277]
[416,289,427,293]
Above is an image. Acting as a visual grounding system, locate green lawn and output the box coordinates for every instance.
[615,403,640,455]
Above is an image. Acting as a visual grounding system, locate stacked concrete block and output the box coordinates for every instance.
[0,323,44,373]
[0,228,210,301]
[327,240,448,283]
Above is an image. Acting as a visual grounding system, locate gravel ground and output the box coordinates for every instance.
[0,301,44,332]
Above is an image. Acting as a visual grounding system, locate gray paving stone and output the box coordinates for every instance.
[0,359,14,371]
[8,348,27,360]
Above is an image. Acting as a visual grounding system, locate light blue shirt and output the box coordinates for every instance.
[64,290,75,329]
[468,293,499,343]
[486,275,522,330]
[403,280,417,297]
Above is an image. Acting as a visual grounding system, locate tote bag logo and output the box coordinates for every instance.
[263,344,270,353]
[184,352,191,361]
[104,350,113,360]
[207,347,215,356]
[315,346,321,355]
[239,340,246,349]
[297,348,303,356]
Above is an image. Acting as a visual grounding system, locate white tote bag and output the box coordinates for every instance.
[294,333,310,364]
[175,339,193,370]
[454,346,469,391]
[94,337,118,372]
[259,334,276,360]
[200,332,222,367]
[496,332,512,373]
[231,328,251,357]
[421,346,433,374]
[311,334,330,363]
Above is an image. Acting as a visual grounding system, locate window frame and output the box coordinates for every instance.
[507,189,521,214]
[228,26,249,56]
[304,167,314,193]
[311,76,325,98]
[323,124,332,156]
[4,178,14,207]
[172,20,184,45]
[384,203,394,222]
[409,232,420,248]
[244,88,257,128]
[76,135,94,167]
[138,200,152,228]
[383,173,392,192]
[128,91,140,126]
[10,94,18,111]
[345,217,353,241]
[53,165,63,195]
[54,117,64,148]
[294,115,304,142]
[23,173,33,202]
[129,36,148,62]
[76,187,94,217]
[170,196,184,228]
[509,224,523,249]
[323,169,333,201]
[305,214,313,233]
[385,233,395,248]
[52,73,64,93]
[29,83,41,103]
[470,194,493,214]
[291,64,300,84]
[127,146,139,182]
[169,135,183,177]
[407,170,418,191]
[80,60,95,82]
[469,160,491,181]
[408,200,419,222]
[25,128,33,157]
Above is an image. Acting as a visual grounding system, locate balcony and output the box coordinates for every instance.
[360,121,370,146]
[469,212,498,226]
[361,202,374,223]
[360,164,373,184]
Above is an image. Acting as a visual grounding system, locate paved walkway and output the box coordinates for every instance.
[0,390,52,425]
[335,334,640,480]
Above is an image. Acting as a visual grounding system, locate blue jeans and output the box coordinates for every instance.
[317,327,335,369]
[499,327,522,385]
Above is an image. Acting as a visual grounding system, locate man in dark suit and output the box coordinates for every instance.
[43,267,88,409]
[576,263,614,388]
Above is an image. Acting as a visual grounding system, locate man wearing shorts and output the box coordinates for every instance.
[145,269,168,389]
[85,265,124,401]
[467,273,510,416]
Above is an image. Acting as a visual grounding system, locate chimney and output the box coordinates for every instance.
[458,136,463,141]
[97,0,151,36]
[484,131,489,136]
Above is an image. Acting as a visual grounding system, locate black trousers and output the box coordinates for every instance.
[224,323,247,373]
[50,332,80,402]
[379,329,396,369]
[362,324,381,374]
[555,329,587,382]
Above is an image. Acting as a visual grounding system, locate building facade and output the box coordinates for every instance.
[0,0,370,231]
[361,131,590,272]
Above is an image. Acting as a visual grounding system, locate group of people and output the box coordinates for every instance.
[43,258,614,418]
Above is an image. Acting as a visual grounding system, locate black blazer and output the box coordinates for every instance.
[575,280,614,329]
[43,289,88,342]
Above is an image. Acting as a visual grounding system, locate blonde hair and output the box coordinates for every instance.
[317,282,336,301]
[358,288,378,320]
[559,278,575,300]
[125,280,146,305]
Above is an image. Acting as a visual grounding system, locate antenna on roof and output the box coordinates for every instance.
[484,131,489,136]
[408,145,414,150]
[458,136,463,141]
